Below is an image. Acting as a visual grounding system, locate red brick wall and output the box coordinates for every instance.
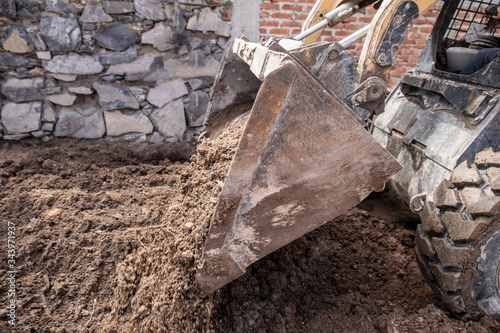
[259,0,441,88]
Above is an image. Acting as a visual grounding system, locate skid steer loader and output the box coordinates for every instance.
[197,0,500,322]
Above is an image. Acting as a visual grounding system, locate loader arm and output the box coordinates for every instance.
[297,0,441,116]
[352,0,441,115]
[357,0,440,82]
[302,0,346,45]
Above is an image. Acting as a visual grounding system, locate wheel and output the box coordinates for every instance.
[415,147,500,321]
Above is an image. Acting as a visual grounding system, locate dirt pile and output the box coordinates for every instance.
[0,127,240,332]
[99,125,243,332]
[211,209,500,333]
[1,129,500,333]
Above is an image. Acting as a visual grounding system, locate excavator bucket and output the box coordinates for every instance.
[197,38,402,294]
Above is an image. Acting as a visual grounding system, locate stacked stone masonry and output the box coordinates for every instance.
[0,0,233,142]
[0,0,439,142]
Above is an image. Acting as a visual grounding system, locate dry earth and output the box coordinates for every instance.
[1,131,500,332]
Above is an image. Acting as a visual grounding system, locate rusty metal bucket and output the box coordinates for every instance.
[197,38,401,294]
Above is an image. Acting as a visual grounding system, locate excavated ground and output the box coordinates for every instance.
[1,131,500,332]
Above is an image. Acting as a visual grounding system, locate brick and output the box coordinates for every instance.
[260,21,279,27]
[261,3,279,10]
[282,4,304,11]
[269,28,290,35]
[271,12,293,19]
[294,13,309,20]
[419,26,433,33]
[282,21,302,28]
[409,56,419,63]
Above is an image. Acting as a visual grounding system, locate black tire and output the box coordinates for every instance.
[415,147,500,321]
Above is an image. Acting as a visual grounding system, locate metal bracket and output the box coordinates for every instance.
[376,1,419,67]
[349,76,387,115]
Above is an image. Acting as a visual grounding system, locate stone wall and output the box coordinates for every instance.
[0,0,441,142]
[0,0,252,143]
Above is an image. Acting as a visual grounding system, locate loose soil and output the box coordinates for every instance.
[1,130,500,332]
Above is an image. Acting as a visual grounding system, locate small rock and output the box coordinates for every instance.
[41,123,55,131]
[44,0,79,16]
[0,0,15,18]
[115,15,134,24]
[98,49,137,65]
[17,0,41,20]
[186,7,230,37]
[45,208,61,219]
[178,0,206,5]
[40,87,62,95]
[31,130,47,138]
[134,0,165,21]
[141,22,176,51]
[1,77,43,103]
[82,23,97,31]
[80,4,113,23]
[27,28,47,51]
[42,103,57,122]
[3,133,32,140]
[93,82,140,110]
[106,55,161,81]
[150,98,186,140]
[93,22,139,52]
[3,24,34,54]
[104,110,153,136]
[187,76,214,90]
[173,5,187,34]
[36,51,51,60]
[49,93,77,106]
[45,54,103,75]
[149,131,165,143]
[0,53,40,67]
[40,16,82,52]
[67,86,94,95]
[50,74,77,82]
[186,90,209,127]
[2,102,42,134]
[103,1,135,14]
[147,79,188,108]
[54,104,105,139]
